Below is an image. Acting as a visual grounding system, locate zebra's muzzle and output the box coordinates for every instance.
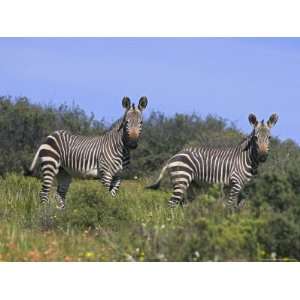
[127,140,138,149]
[257,144,269,162]
[126,128,140,149]
[128,128,140,140]
[258,153,268,162]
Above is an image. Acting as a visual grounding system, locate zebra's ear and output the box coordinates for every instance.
[138,96,148,111]
[248,113,258,127]
[122,97,131,110]
[267,113,279,128]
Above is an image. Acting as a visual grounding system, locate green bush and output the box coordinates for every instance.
[62,183,131,230]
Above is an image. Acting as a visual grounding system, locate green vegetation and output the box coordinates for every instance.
[0,96,300,261]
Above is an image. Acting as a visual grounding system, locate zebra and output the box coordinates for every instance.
[146,113,279,209]
[25,96,148,208]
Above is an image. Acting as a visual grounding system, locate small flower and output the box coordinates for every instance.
[126,254,135,262]
[157,253,166,261]
[64,256,73,262]
[85,252,95,259]
[271,252,277,261]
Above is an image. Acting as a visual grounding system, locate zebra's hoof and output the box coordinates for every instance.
[180,201,189,208]
[168,200,182,208]
[56,204,65,210]
[224,204,236,214]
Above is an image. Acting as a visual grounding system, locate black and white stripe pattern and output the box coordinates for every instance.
[147,113,278,209]
[26,96,148,208]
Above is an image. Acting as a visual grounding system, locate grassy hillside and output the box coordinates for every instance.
[1,97,300,261]
[0,174,298,262]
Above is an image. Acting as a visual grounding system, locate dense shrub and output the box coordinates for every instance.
[0,96,105,174]
[63,183,131,230]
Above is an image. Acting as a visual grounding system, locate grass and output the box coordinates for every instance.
[0,174,183,261]
[0,174,296,262]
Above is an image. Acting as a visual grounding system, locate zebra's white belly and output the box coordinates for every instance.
[85,168,99,178]
[63,167,98,179]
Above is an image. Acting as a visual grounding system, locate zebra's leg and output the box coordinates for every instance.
[100,172,116,195]
[169,177,191,207]
[236,199,246,210]
[227,180,242,209]
[236,196,247,210]
[109,176,121,197]
[55,168,72,209]
[39,162,59,204]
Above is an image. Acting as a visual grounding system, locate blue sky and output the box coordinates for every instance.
[0,38,300,144]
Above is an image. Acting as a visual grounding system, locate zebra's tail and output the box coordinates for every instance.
[146,164,169,190]
[23,145,42,177]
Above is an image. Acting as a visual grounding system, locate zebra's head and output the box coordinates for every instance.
[119,96,148,149]
[248,113,279,162]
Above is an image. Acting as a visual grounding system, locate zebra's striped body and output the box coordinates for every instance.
[147,113,278,209]
[26,96,148,208]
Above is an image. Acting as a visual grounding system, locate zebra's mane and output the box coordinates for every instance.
[108,118,124,132]
[239,131,254,150]
[92,116,123,136]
